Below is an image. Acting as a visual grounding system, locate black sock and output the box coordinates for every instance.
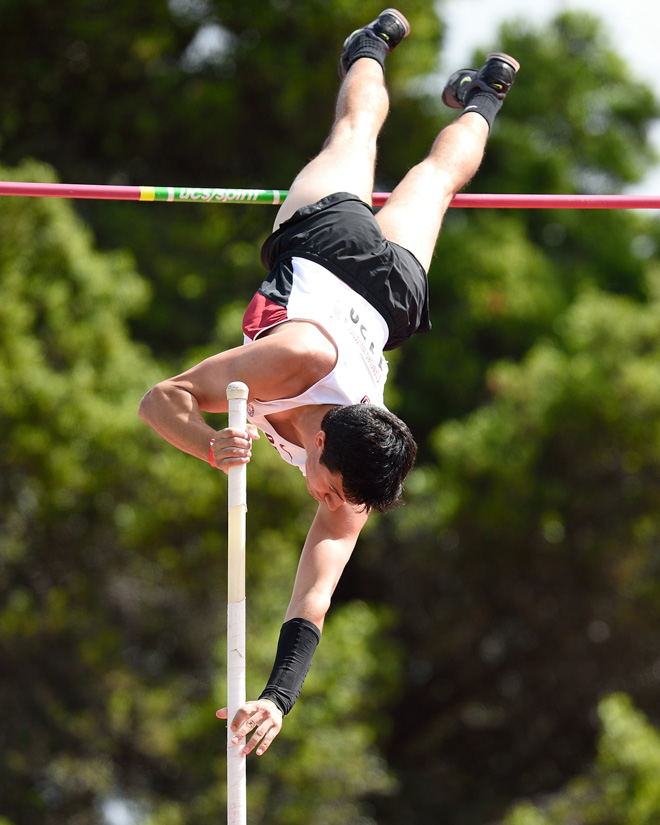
[461,90,503,132]
[343,31,388,75]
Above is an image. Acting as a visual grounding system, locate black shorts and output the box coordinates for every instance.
[259,192,431,351]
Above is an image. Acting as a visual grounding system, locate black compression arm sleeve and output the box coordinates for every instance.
[258,617,321,716]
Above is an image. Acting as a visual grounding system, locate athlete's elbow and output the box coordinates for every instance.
[309,599,331,629]
[287,589,331,629]
[138,382,168,424]
[139,390,150,423]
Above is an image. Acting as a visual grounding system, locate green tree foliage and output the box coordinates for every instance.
[372,277,660,822]
[0,3,437,822]
[3,2,660,825]
[0,0,441,356]
[343,13,660,825]
[504,694,660,825]
[395,11,659,442]
[0,160,399,825]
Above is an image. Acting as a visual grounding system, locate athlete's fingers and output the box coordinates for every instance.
[231,710,265,743]
[228,704,261,740]
[209,427,253,472]
[215,426,252,448]
[241,713,283,756]
[251,721,282,756]
[229,700,282,743]
[217,701,282,757]
[216,705,260,737]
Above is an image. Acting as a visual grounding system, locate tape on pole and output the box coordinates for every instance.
[227,598,247,825]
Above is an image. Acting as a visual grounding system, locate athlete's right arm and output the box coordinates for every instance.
[138,327,335,467]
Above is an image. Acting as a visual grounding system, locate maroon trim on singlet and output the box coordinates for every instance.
[242,292,289,340]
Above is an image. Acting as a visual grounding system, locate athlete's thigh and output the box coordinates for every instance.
[273,142,375,231]
[375,165,453,272]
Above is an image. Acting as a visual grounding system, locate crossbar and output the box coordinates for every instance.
[0,181,659,209]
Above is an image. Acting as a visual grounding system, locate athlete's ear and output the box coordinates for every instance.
[313,430,326,450]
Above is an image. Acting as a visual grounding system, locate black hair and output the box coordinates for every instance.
[319,404,417,513]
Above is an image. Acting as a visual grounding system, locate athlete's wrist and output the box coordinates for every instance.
[259,617,321,715]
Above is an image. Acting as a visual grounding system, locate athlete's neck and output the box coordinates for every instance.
[267,404,338,449]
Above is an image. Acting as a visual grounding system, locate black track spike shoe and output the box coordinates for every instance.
[339,8,411,79]
[442,52,520,109]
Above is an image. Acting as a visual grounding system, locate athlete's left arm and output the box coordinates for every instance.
[285,501,369,628]
[218,502,369,757]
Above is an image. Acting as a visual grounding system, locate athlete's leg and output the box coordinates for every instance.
[376,52,519,272]
[272,58,388,230]
[272,9,410,231]
[376,112,489,272]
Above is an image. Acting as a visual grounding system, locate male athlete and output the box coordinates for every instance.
[139,9,519,756]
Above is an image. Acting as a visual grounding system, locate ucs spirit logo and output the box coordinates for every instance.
[178,188,261,203]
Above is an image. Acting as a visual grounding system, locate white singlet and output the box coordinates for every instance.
[243,257,390,474]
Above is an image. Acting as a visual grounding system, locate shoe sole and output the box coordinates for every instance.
[380,8,411,39]
[485,51,520,73]
[441,70,476,109]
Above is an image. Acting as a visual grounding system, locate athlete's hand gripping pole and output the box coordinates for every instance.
[226,381,249,825]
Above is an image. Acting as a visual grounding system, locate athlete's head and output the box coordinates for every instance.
[319,404,417,513]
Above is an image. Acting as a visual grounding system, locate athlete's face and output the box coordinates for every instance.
[305,432,346,511]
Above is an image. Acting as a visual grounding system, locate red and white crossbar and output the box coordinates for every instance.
[0,181,659,209]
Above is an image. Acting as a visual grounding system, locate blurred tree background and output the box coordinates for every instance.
[1,2,660,824]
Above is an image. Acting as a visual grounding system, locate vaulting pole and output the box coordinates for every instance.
[226,381,249,825]
[2,181,660,209]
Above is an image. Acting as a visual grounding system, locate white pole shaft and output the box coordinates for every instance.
[226,381,249,825]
